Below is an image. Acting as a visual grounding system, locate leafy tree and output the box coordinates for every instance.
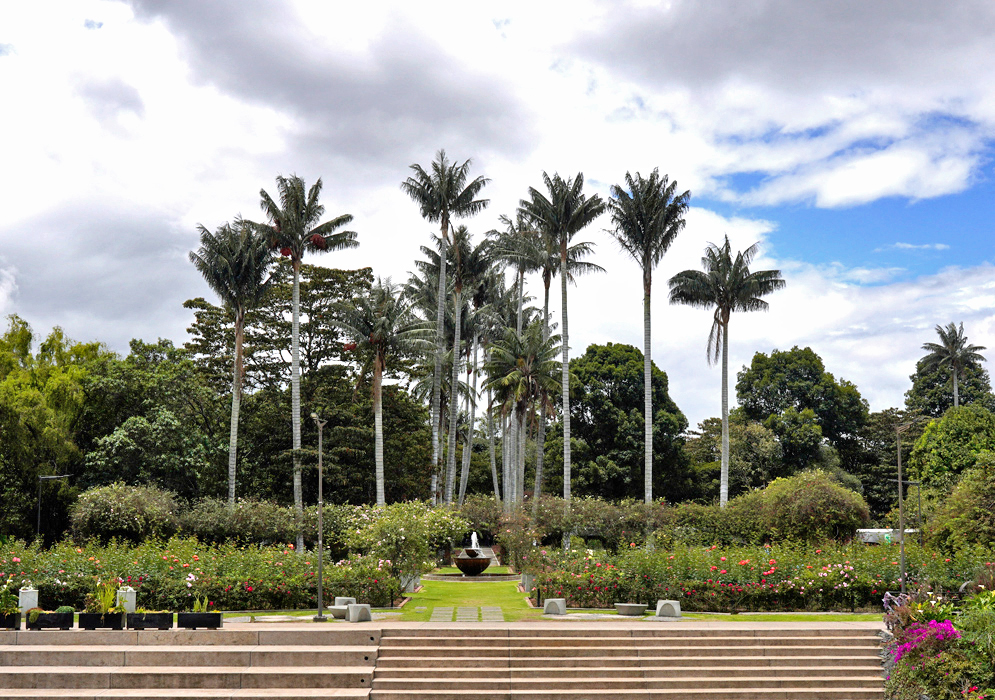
[189,220,272,503]
[401,149,489,502]
[608,168,690,504]
[909,404,995,491]
[905,357,995,418]
[519,172,605,508]
[256,174,357,549]
[918,322,986,409]
[684,414,784,499]
[333,279,431,505]
[928,452,995,551]
[850,408,925,521]
[763,406,823,473]
[668,235,785,506]
[564,343,689,502]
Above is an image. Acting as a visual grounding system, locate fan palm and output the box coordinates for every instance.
[401,150,489,502]
[333,279,432,505]
[608,169,690,504]
[669,236,784,506]
[518,172,605,506]
[189,219,273,504]
[920,322,986,408]
[257,174,357,548]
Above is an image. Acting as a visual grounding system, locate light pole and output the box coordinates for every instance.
[895,418,927,594]
[310,413,328,622]
[37,474,70,537]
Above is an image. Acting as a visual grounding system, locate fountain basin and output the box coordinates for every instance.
[453,549,491,576]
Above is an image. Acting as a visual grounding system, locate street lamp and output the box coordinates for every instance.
[310,412,328,622]
[37,474,70,537]
[895,418,928,594]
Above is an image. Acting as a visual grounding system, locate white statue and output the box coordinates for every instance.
[470,531,479,550]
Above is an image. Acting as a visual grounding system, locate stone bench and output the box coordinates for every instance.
[543,598,566,615]
[614,603,647,616]
[655,599,682,618]
[347,603,372,622]
[329,605,349,619]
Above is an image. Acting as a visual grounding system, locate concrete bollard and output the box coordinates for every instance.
[117,587,136,613]
[655,599,681,618]
[18,587,37,614]
[543,598,566,615]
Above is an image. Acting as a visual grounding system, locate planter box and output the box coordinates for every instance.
[0,612,21,630]
[79,612,126,630]
[26,612,74,630]
[177,612,222,630]
[127,612,173,630]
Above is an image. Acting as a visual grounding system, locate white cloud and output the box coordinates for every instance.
[875,242,951,252]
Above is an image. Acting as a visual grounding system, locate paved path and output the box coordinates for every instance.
[427,606,507,622]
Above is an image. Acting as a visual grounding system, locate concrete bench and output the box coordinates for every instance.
[347,603,372,622]
[655,599,682,618]
[334,597,356,606]
[543,598,566,615]
[329,605,349,619]
[615,603,647,616]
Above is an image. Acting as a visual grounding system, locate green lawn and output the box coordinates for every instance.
[400,579,541,622]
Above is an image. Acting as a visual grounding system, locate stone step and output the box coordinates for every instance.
[0,645,377,667]
[378,627,874,638]
[375,655,880,668]
[374,665,881,679]
[0,691,370,699]
[375,645,879,658]
[0,666,373,690]
[369,690,882,700]
[371,676,884,691]
[2,630,381,646]
[379,635,878,647]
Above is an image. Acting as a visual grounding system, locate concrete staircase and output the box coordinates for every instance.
[371,627,885,699]
[0,627,379,698]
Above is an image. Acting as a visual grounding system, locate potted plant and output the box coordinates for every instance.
[127,608,173,630]
[177,596,222,630]
[26,606,75,630]
[78,578,126,630]
[0,575,20,630]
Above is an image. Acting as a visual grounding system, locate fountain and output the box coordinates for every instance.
[453,532,491,576]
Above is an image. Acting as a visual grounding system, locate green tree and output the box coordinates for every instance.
[763,406,823,473]
[851,408,925,520]
[189,219,273,503]
[909,404,995,490]
[519,172,605,509]
[333,279,431,505]
[256,175,357,549]
[401,150,489,502]
[608,169,690,504]
[564,343,689,502]
[668,236,785,506]
[905,357,995,418]
[919,322,986,409]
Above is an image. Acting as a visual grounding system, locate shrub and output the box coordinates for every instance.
[70,482,179,543]
[929,454,995,551]
[181,498,297,546]
[760,470,869,543]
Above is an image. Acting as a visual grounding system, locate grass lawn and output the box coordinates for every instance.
[400,579,541,622]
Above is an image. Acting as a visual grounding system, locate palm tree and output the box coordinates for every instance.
[668,236,784,507]
[921,322,987,408]
[518,172,605,509]
[608,169,690,504]
[333,279,431,505]
[257,174,357,548]
[189,219,273,504]
[401,150,489,503]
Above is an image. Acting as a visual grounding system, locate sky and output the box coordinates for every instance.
[2,0,995,428]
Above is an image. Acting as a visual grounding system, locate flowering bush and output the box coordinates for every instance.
[70,482,179,543]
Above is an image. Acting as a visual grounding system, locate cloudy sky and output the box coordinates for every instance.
[2,0,995,427]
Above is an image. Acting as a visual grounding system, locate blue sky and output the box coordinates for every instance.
[2,0,995,426]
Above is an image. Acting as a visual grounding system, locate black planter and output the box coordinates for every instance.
[79,612,126,630]
[0,612,20,630]
[177,612,222,630]
[26,612,74,630]
[127,612,173,630]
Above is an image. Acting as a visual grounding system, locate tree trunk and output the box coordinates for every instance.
[953,367,960,408]
[560,243,571,504]
[518,408,526,504]
[374,355,385,507]
[459,337,478,506]
[643,282,653,504]
[430,218,449,504]
[720,317,730,508]
[227,311,245,504]
[487,354,500,501]
[533,281,551,515]
[291,260,304,551]
[445,290,463,503]
[502,412,511,513]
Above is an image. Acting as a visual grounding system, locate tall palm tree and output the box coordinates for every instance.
[519,172,605,509]
[921,322,987,408]
[608,169,690,504]
[401,150,489,503]
[668,236,784,507]
[333,279,431,505]
[189,219,273,504]
[257,174,357,548]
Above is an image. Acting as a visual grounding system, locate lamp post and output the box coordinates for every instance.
[895,418,927,594]
[310,413,328,622]
[37,474,70,537]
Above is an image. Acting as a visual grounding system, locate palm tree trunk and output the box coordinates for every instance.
[720,318,730,508]
[459,337,478,506]
[445,290,463,503]
[291,261,304,551]
[502,412,511,513]
[953,367,960,408]
[532,282,551,515]
[227,312,245,504]
[487,351,500,501]
[560,244,571,504]
[374,355,385,507]
[643,282,653,504]
[518,410,526,504]
[430,221,449,504]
